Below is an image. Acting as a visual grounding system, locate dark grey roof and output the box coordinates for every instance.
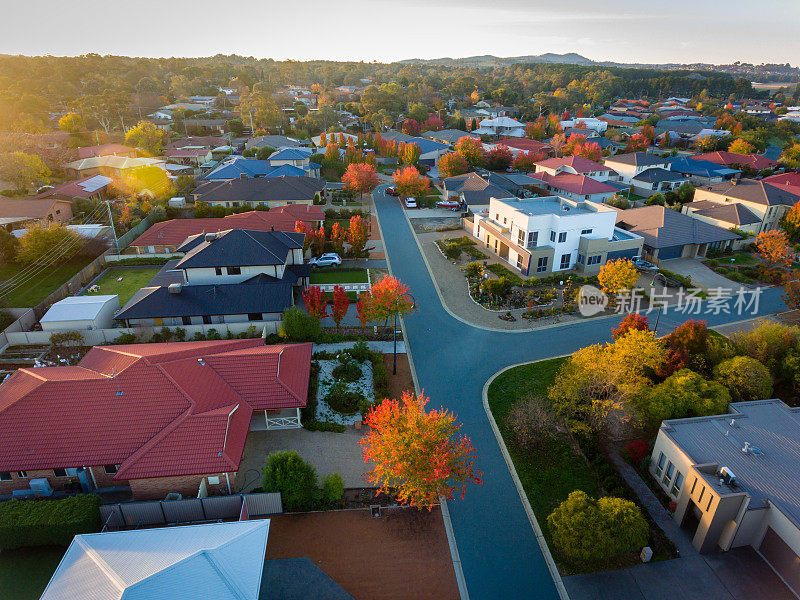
[260,558,355,600]
[443,173,515,205]
[702,179,800,207]
[661,400,800,526]
[632,168,686,183]
[616,205,739,249]
[423,129,478,144]
[245,135,305,150]
[606,152,670,167]
[687,200,761,226]
[175,229,304,269]
[194,175,324,204]
[116,277,293,320]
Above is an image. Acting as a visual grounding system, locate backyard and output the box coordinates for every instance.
[309,267,368,285]
[84,267,162,304]
[0,545,65,600]
[0,257,95,308]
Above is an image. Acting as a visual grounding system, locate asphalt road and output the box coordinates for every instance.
[372,186,787,600]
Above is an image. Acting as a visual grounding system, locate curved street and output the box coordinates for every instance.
[371,186,788,600]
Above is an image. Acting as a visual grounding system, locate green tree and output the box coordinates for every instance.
[637,369,730,427]
[0,152,51,189]
[124,120,167,156]
[255,145,276,161]
[321,473,345,504]
[0,228,20,263]
[547,490,648,561]
[16,222,81,265]
[261,451,318,511]
[58,112,84,133]
[714,356,773,402]
[282,305,321,341]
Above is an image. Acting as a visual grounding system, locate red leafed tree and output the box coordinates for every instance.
[356,292,373,329]
[342,162,379,198]
[295,220,312,253]
[511,151,540,173]
[438,151,470,178]
[576,106,585,118]
[625,133,650,153]
[561,109,571,120]
[401,119,420,136]
[640,124,655,141]
[369,275,416,325]
[347,214,369,256]
[392,166,430,197]
[486,145,513,171]
[422,115,444,131]
[756,229,793,280]
[612,313,650,340]
[359,391,483,509]
[303,286,328,320]
[330,221,346,255]
[564,134,602,162]
[331,285,350,329]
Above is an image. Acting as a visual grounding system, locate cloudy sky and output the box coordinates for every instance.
[2,0,798,65]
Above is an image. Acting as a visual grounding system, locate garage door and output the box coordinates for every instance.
[658,245,683,260]
[759,527,800,595]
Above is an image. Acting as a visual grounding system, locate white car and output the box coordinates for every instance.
[309,253,342,268]
[405,197,417,209]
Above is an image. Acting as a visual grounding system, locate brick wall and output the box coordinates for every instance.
[128,472,233,501]
[0,467,123,495]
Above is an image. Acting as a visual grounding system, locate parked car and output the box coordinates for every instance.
[309,253,342,268]
[404,197,417,208]
[632,256,658,272]
[436,199,461,211]
[385,187,399,196]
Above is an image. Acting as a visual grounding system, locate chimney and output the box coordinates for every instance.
[168,283,182,294]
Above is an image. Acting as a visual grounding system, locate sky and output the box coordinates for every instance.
[1,0,798,66]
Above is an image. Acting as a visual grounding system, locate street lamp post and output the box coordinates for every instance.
[650,272,667,335]
[393,312,398,375]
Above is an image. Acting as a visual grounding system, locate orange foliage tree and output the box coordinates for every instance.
[370,274,417,373]
[756,229,793,281]
[342,162,379,199]
[302,286,328,320]
[612,313,650,340]
[729,139,756,155]
[392,166,430,197]
[625,133,650,153]
[330,221,346,255]
[346,215,369,256]
[355,292,373,329]
[454,136,486,167]
[330,285,350,329]
[438,151,469,178]
[359,391,483,509]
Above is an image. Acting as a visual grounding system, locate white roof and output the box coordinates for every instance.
[478,116,525,127]
[40,295,119,323]
[65,156,166,171]
[78,175,114,194]
[41,520,269,600]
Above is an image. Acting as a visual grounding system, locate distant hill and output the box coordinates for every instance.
[398,53,595,67]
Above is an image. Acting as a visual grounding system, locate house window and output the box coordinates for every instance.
[202,315,212,325]
[671,472,683,497]
[248,313,262,320]
[528,231,538,247]
[536,257,548,273]
[655,452,665,477]
[707,496,714,511]
[495,213,500,221]
[581,228,593,235]
[503,217,507,225]
[588,255,602,265]
[17,471,27,478]
[690,478,697,495]
[698,486,705,504]
[517,230,526,246]
[516,254,524,270]
[558,232,567,243]
[182,316,192,325]
[53,468,68,477]
[559,254,571,269]
[663,462,675,485]
[0,472,11,481]
[577,253,585,264]
[104,465,119,475]
[215,267,223,276]
[226,266,241,275]
[550,231,556,242]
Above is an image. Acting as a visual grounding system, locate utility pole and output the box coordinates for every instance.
[249,111,255,134]
[105,200,119,253]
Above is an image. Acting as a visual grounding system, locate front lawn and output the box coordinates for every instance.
[0,257,96,308]
[0,545,65,600]
[85,267,162,305]
[310,268,368,285]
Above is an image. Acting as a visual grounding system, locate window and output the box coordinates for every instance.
[559,254,571,269]
[577,253,585,265]
[53,468,68,477]
[104,465,119,475]
[202,315,212,325]
[516,254,524,269]
[248,312,262,320]
[558,232,567,243]
[655,452,665,477]
[698,486,705,504]
[517,230,526,246]
[690,477,697,495]
[536,257,548,273]
[495,213,500,221]
[226,266,241,276]
[671,472,683,497]
[707,496,714,511]
[182,316,192,326]
[528,231,538,247]
[503,217,507,225]
[17,471,27,478]
[588,255,602,265]
[0,472,11,481]
[550,231,556,242]
[663,461,675,485]
[581,228,593,235]
[215,267,222,276]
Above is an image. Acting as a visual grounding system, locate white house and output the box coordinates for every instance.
[474,116,526,138]
[559,118,608,134]
[40,295,121,331]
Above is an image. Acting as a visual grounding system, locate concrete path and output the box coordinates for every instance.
[341,259,387,269]
[662,258,742,292]
[370,184,788,600]
[313,341,406,354]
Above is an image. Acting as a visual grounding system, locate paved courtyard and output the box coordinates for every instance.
[238,428,374,492]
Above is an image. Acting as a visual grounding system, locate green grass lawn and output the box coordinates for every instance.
[85,267,162,305]
[0,258,96,308]
[0,545,65,600]
[310,268,368,285]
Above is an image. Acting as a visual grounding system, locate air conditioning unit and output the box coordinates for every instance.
[29,478,54,497]
[720,467,736,486]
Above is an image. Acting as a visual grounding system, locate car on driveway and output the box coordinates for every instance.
[436,199,461,211]
[632,256,658,272]
[404,197,417,208]
[309,253,342,268]
[385,187,399,196]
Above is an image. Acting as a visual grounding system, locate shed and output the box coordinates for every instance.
[40,295,121,331]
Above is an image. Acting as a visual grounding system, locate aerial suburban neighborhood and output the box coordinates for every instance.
[2,4,800,599]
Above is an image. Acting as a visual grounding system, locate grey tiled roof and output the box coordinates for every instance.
[616,205,739,248]
[175,229,304,269]
[194,175,324,204]
[632,167,686,183]
[606,152,670,167]
[688,200,761,226]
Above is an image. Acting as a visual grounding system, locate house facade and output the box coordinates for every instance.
[471,196,643,276]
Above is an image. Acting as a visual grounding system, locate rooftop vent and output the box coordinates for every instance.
[730,418,737,428]
[168,283,182,295]
[742,441,751,454]
[205,232,217,243]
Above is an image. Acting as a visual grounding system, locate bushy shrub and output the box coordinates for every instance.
[112,332,139,344]
[332,355,362,382]
[325,381,365,414]
[731,320,799,375]
[443,242,462,260]
[261,451,318,511]
[714,356,773,402]
[464,261,483,280]
[505,395,560,450]
[0,495,101,549]
[625,440,650,465]
[637,369,730,427]
[547,490,648,562]
[347,340,371,362]
[321,473,345,503]
[371,353,390,401]
[283,306,321,342]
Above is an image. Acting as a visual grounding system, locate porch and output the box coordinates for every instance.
[249,408,302,431]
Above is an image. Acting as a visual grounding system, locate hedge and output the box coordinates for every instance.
[0,495,101,549]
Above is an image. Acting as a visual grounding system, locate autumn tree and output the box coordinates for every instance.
[625,133,650,153]
[330,221,346,255]
[782,201,800,242]
[401,119,420,136]
[58,112,84,133]
[438,151,470,178]
[295,220,313,253]
[728,138,756,154]
[400,142,421,165]
[755,229,792,281]
[421,115,444,131]
[356,292,373,329]
[346,215,369,256]
[780,143,800,170]
[302,285,329,320]
[310,226,326,256]
[612,313,650,340]
[124,120,167,156]
[511,151,544,173]
[331,285,350,329]
[454,136,486,167]
[598,259,639,299]
[324,142,340,161]
[17,222,82,265]
[392,166,430,197]
[342,162,379,199]
[486,145,513,171]
[0,151,51,189]
[370,274,417,372]
[359,391,482,509]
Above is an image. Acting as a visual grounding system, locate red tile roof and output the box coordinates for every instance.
[498,137,553,154]
[130,205,324,248]
[535,155,611,173]
[76,143,137,159]
[34,175,113,200]
[0,339,312,480]
[764,172,800,197]
[530,172,617,196]
[694,151,778,171]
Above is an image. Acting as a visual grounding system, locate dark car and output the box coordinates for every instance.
[385,187,400,196]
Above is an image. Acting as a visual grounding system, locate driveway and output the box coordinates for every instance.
[370,185,787,600]
[661,258,741,292]
[564,548,795,600]
[238,428,373,492]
